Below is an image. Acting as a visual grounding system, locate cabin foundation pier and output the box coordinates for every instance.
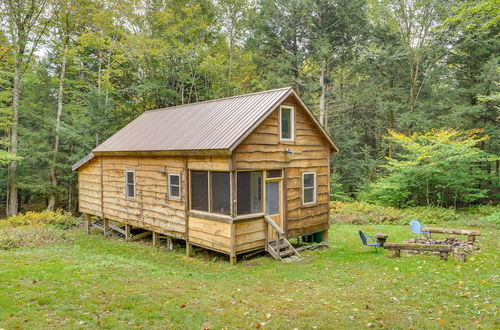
[166,237,173,250]
[125,224,131,241]
[230,255,237,265]
[152,232,160,247]
[186,242,194,257]
[103,218,110,237]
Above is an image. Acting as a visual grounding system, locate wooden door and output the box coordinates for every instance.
[265,179,283,240]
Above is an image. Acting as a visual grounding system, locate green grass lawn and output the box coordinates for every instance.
[0,224,498,329]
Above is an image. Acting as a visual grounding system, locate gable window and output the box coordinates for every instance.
[125,170,135,198]
[168,174,181,200]
[237,171,262,215]
[302,172,316,205]
[190,170,230,215]
[280,105,294,142]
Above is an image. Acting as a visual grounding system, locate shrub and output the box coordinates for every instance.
[364,129,495,207]
[0,225,72,250]
[330,201,474,225]
[481,211,500,226]
[6,210,80,229]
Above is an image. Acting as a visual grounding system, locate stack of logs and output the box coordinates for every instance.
[403,237,479,262]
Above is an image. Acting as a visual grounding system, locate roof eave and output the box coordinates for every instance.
[92,149,232,157]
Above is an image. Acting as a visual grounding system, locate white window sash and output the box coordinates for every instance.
[125,170,136,199]
[168,174,181,200]
[302,172,316,205]
[279,105,294,142]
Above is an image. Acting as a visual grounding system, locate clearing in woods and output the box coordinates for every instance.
[0,224,498,329]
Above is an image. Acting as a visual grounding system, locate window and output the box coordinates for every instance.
[237,171,262,215]
[266,169,282,179]
[125,170,135,198]
[168,174,181,200]
[191,171,208,211]
[302,172,316,205]
[190,170,231,215]
[211,172,230,215]
[280,105,294,141]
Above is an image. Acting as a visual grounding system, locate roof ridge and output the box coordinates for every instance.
[145,86,292,113]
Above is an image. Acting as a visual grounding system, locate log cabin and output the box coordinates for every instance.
[73,87,338,263]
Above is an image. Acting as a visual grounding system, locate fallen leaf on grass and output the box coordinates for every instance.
[180,304,186,308]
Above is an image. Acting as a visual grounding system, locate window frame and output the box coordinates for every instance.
[168,173,181,200]
[189,170,231,216]
[236,170,263,216]
[125,169,136,199]
[279,105,295,142]
[302,172,317,205]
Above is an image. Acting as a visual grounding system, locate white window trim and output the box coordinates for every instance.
[168,173,181,200]
[279,105,294,142]
[125,169,136,199]
[302,172,316,205]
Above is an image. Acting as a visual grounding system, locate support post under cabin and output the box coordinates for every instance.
[186,243,194,257]
[103,218,109,237]
[322,230,329,243]
[125,224,131,241]
[152,232,160,247]
[85,214,92,234]
[166,237,173,250]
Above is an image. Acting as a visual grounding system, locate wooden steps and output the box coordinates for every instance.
[267,237,300,261]
[264,215,300,261]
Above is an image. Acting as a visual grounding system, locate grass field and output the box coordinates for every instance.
[0,223,498,329]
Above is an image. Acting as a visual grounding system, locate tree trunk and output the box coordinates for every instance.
[47,45,67,211]
[319,61,327,129]
[6,54,22,216]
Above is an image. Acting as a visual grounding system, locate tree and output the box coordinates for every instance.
[0,0,53,215]
[306,0,367,129]
[364,129,496,207]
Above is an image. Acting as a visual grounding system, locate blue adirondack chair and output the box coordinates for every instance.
[359,231,381,252]
[410,220,430,238]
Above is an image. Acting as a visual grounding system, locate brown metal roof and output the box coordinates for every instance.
[93,87,293,153]
[73,87,338,170]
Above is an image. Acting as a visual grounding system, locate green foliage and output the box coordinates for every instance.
[0,0,498,212]
[330,172,351,201]
[6,210,80,229]
[0,225,72,250]
[364,129,496,207]
[331,201,499,227]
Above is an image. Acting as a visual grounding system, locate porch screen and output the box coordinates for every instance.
[211,172,230,215]
[191,171,208,211]
[237,171,262,215]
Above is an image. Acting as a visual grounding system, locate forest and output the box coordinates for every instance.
[0,0,498,216]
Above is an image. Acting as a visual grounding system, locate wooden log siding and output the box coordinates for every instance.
[78,159,102,215]
[235,217,266,253]
[234,95,331,238]
[188,215,231,253]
